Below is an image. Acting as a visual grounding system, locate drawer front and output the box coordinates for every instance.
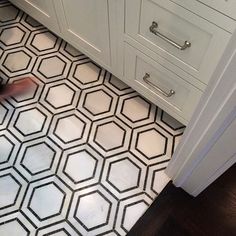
[124,43,202,124]
[125,0,231,84]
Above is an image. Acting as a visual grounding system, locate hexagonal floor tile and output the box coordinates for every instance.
[28,182,65,220]
[57,145,103,190]
[83,89,112,115]
[101,152,146,199]
[108,75,130,91]
[155,109,185,136]
[21,142,55,175]
[0,5,19,24]
[107,158,141,193]
[54,114,85,143]
[0,211,36,235]
[64,150,97,184]
[78,85,118,121]
[10,104,52,141]
[3,51,31,73]
[73,61,101,85]
[24,15,42,28]
[14,136,62,180]
[38,56,66,78]
[0,219,29,236]
[40,228,69,236]
[68,59,106,89]
[36,222,81,236]
[95,121,125,151]
[45,84,75,109]
[0,47,36,77]
[160,110,185,131]
[11,78,39,103]
[116,94,156,128]
[115,194,152,235]
[144,162,170,199]
[26,29,61,55]
[33,53,71,83]
[0,4,186,235]
[40,80,80,114]
[31,31,58,52]
[0,103,8,125]
[172,133,184,155]
[0,130,20,170]
[136,128,167,159]
[89,117,131,157]
[151,169,170,195]
[0,101,15,131]
[121,96,151,122]
[0,26,25,46]
[64,43,83,57]
[75,191,111,230]
[0,169,27,216]
[59,42,85,61]
[0,135,14,164]
[21,176,71,227]
[123,201,148,232]
[130,124,173,165]
[50,110,91,149]
[68,186,117,235]
[104,74,133,97]
[14,108,46,136]
[0,174,20,209]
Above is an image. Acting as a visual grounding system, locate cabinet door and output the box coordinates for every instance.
[56,0,111,67]
[9,0,60,33]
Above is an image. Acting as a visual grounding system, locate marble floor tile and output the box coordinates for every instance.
[0,1,185,235]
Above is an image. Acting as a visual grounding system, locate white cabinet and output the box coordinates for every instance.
[8,0,236,124]
[124,44,202,124]
[126,0,231,85]
[9,0,60,33]
[10,0,111,69]
[123,0,236,123]
[55,0,111,67]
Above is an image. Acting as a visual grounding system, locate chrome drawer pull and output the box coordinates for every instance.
[149,21,191,50]
[143,73,175,97]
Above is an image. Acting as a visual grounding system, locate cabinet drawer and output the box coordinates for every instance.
[124,44,202,124]
[125,0,231,84]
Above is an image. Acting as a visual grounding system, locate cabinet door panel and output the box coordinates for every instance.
[9,0,60,32]
[58,0,111,66]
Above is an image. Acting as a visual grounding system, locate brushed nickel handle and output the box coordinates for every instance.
[143,73,175,97]
[149,21,191,50]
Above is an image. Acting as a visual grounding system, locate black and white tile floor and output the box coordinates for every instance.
[0,1,185,235]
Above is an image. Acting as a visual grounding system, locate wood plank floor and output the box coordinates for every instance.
[127,164,236,236]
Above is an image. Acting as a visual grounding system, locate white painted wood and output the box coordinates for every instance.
[55,0,111,67]
[124,35,206,91]
[166,28,236,196]
[197,0,236,20]
[107,0,125,78]
[9,0,236,128]
[185,115,236,196]
[124,43,202,124]
[170,0,236,31]
[126,0,231,84]
[9,0,60,33]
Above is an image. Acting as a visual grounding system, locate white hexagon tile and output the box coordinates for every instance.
[0,1,185,235]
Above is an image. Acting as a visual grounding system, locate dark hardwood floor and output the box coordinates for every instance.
[128,164,236,236]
